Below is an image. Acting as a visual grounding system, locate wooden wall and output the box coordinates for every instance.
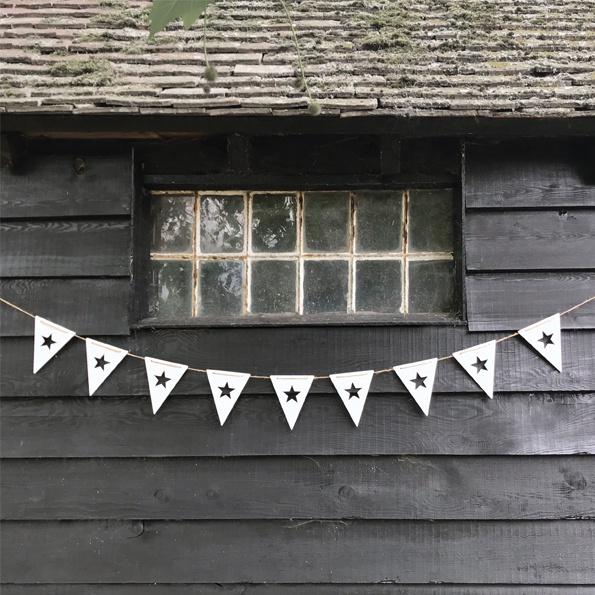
[1,133,594,593]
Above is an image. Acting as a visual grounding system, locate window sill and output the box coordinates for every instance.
[133,313,466,329]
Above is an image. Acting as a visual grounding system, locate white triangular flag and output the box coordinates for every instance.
[206,369,250,425]
[393,358,438,416]
[33,316,75,373]
[518,313,562,371]
[85,338,128,396]
[329,370,374,427]
[453,340,497,399]
[270,375,314,430]
[144,357,188,414]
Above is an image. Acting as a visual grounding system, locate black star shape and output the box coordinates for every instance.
[471,356,488,373]
[411,373,427,389]
[41,334,56,349]
[346,383,361,399]
[94,355,109,370]
[284,386,299,402]
[155,372,170,388]
[538,332,554,348]
[219,382,233,398]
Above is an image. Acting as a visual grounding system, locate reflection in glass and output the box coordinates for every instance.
[356,260,402,313]
[408,189,454,253]
[355,191,402,252]
[200,195,244,253]
[303,192,350,252]
[251,260,296,314]
[199,260,244,316]
[148,260,193,318]
[303,260,349,313]
[408,260,455,313]
[252,193,297,253]
[151,195,194,253]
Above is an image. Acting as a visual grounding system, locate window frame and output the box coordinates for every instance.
[132,177,465,329]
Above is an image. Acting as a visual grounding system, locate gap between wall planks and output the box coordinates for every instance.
[0,295,593,381]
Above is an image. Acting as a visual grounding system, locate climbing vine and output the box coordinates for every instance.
[149,0,319,114]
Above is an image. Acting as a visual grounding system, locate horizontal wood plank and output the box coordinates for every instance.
[2,394,593,457]
[0,154,131,218]
[466,273,595,331]
[0,218,130,277]
[2,456,593,521]
[465,140,595,208]
[1,328,593,397]
[465,210,595,271]
[1,520,593,583]
[2,586,594,595]
[0,278,130,336]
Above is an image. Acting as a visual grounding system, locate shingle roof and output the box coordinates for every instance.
[1,0,594,117]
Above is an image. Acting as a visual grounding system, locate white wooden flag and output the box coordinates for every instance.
[207,369,251,425]
[144,357,188,414]
[33,316,76,373]
[453,340,497,399]
[393,358,438,416]
[518,313,562,372]
[329,370,374,427]
[85,338,128,396]
[270,375,314,430]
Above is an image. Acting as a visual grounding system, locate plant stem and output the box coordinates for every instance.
[278,0,312,100]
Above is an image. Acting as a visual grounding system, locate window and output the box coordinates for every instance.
[146,189,457,321]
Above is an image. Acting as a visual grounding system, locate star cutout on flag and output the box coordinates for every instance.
[471,356,488,373]
[538,332,554,348]
[155,372,170,388]
[284,386,299,402]
[347,383,361,399]
[411,373,427,389]
[219,382,234,398]
[41,334,56,349]
[94,355,109,370]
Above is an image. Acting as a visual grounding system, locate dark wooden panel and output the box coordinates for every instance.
[2,520,593,583]
[3,456,593,521]
[0,154,131,218]
[0,278,130,336]
[466,273,595,331]
[465,140,595,208]
[2,394,593,457]
[2,586,593,595]
[465,210,595,271]
[0,218,130,277]
[2,328,593,397]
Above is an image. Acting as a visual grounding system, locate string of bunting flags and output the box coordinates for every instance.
[2,295,593,429]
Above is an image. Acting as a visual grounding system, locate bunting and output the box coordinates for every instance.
[206,369,250,425]
[270,375,314,430]
[453,340,497,399]
[85,338,128,396]
[393,358,438,415]
[329,370,374,426]
[33,316,75,373]
[144,357,188,414]
[2,295,592,427]
[518,313,562,372]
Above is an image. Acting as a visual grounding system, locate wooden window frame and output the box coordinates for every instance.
[131,157,465,329]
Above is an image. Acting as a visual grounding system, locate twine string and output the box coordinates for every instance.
[1,294,593,382]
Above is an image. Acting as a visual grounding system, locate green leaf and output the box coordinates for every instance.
[149,0,212,37]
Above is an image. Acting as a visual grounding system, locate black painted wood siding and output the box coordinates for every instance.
[1,134,594,594]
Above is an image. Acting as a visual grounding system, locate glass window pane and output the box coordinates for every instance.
[356,260,402,313]
[303,260,349,314]
[199,260,244,316]
[355,191,402,252]
[200,195,245,253]
[408,260,455,313]
[251,193,298,253]
[148,260,192,319]
[251,260,296,314]
[151,194,194,253]
[408,189,454,253]
[304,192,350,253]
